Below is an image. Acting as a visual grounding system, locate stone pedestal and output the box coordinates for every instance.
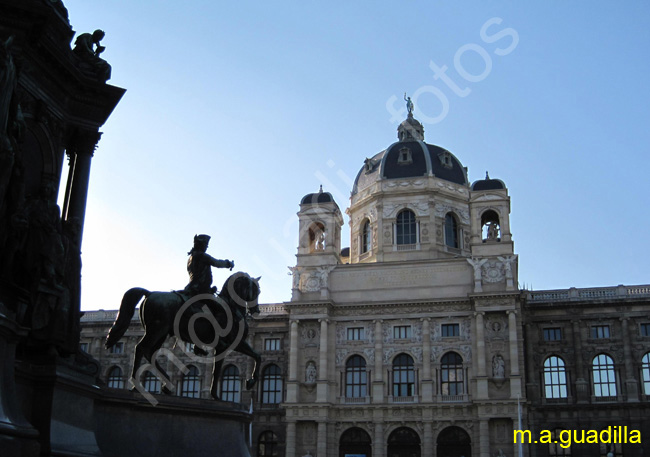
[0,306,40,457]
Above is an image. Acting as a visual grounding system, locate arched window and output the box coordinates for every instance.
[257,431,279,457]
[481,209,501,242]
[548,429,571,456]
[396,210,417,245]
[221,364,241,402]
[388,427,421,457]
[106,366,124,389]
[261,364,283,404]
[308,222,326,252]
[143,371,161,394]
[339,427,372,457]
[437,426,471,457]
[392,353,415,397]
[641,353,650,395]
[543,356,568,399]
[441,352,464,396]
[180,365,201,398]
[345,355,367,398]
[444,213,459,248]
[592,354,617,397]
[361,220,371,254]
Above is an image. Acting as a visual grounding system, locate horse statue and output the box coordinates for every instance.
[105,272,261,400]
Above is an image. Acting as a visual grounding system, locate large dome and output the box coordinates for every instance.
[352,139,468,196]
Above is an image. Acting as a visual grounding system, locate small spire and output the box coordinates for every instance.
[485,171,490,180]
[319,185,323,193]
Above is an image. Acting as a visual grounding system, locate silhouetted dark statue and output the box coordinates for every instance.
[73,29,111,81]
[106,235,261,400]
[184,234,234,295]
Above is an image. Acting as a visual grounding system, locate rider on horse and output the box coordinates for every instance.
[183,234,234,296]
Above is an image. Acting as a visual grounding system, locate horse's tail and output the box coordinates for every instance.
[105,287,150,349]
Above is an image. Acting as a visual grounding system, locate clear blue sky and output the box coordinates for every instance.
[63,1,650,310]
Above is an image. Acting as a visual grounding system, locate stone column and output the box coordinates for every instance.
[571,320,589,403]
[63,130,101,245]
[317,319,329,402]
[508,311,522,398]
[373,420,384,457]
[475,312,488,399]
[422,421,433,457]
[621,317,639,402]
[421,318,433,402]
[286,421,297,457]
[479,419,490,457]
[524,323,539,401]
[287,320,299,402]
[317,421,327,457]
[373,320,384,403]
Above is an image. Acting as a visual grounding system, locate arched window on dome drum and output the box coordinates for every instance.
[592,354,617,398]
[641,353,650,395]
[221,364,241,402]
[107,366,124,389]
[361,220,370,254]
[392,353,415,397]
[441,352,464,396]
[180,365,201,398]
[257,431,279,457]
[396,210,417,246]
[444,213,459,249]
[543,356,568,399]
[345,355,367,398]
[481,209,501,242]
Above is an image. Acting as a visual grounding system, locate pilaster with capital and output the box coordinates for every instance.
[317,421,327,457]
[421,318,433,402]
[479,419,490,457]
[287,320,299,402]
[507,310,522,398]
[571,320,589,403]
[475,312,488,399]
[317,318,329,402]
[373,320,384,403]
[373,421,384,457]
[286,421,297,457]
[621,317,639,402]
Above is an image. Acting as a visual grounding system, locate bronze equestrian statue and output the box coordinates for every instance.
[106,235,261,400]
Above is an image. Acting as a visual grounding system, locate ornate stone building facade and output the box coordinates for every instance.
[79,112,650,457]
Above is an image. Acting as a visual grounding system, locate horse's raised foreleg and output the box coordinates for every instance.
[234,340,261,390]
[210,356,224,400]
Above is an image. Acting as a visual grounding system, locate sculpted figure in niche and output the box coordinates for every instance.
[305,362,317,384]
[492,354,505,378]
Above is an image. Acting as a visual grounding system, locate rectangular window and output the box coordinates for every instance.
[79,343,89,353]
[641,323,650,337]
[393,325,412,339]
[347,327,365,341]
[109,342,124,354]
[264,338,281,351]
[591,325,610,339]
[441,324,460,338]
[543,328,562,341]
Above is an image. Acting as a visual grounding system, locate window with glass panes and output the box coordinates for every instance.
[396,210,417,245]
[264,338,281,351]
[257,431,279,457]
[592,354,617,397]
[221,364,241,402]
[544,328,562,341]
[392,354,415,397]
[347,327,365,341]
[591,325,610,339]
[441,324,460,337]
[109,342,124,354]
[345,355,367,398]
[361,220,370,254]
[107,366,124,389]
[543,356,568,399]
[180,365,201,398]
[261,364,282,404]
[641,323,650,337]
[143,371,161,394]
[441,352,464,395]
[393,325,411,339]
[641,353,650,396]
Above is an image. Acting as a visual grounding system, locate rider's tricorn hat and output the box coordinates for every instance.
[194,234,211,245]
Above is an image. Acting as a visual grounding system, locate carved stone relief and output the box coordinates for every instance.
[482,259,505,283]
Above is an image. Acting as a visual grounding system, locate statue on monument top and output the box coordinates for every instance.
[404,92,414,116]
[72,29,111,81]
[183,234,235,296]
